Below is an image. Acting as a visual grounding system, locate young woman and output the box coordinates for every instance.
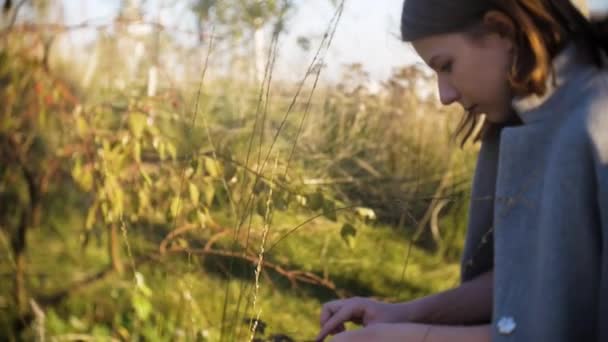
[316,0,608,341]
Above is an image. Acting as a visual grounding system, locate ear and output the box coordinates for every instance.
[482,10,516,49]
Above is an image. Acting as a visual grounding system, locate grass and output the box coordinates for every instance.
[0,207,460,341]
[0,4,476,339]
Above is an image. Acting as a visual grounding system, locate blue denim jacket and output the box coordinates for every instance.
[461,45,608,341]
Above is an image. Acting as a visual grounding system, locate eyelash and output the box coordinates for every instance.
[439,61,453,73]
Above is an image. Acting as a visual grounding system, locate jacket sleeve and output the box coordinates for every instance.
[460,132,500,282]
[587,93,608,342]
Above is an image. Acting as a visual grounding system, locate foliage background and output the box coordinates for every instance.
[0,1,481,341]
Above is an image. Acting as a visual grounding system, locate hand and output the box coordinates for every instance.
[328,323,430,342]
[316,297,406,341]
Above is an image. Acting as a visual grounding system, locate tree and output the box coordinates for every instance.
[191,0,294,81]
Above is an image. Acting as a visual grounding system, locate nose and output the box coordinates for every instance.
[437,76,460,106]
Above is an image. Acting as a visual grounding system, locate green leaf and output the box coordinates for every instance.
[272,190,288,211]
[256,195,271,218]
[307,191,324,211]
[340,223,357,248]
[140,169,152,185]
[223,162,237,181]
[129,113,147,138]
[132,291,152,320]
[252,179,268,195]
[322,200,337,221]
[135,272,152,296]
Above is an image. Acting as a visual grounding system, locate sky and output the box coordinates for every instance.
[59,0,608,84]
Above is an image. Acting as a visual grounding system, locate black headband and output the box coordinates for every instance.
[401,0,493,41]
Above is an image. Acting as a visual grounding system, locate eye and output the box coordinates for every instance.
[439,61,453,73]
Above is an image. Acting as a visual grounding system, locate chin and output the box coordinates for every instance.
[484,110,515,124]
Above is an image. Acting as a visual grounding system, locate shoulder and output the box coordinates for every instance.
[583,70,608,141]
[559,68,608,155]
[580,70,608,163]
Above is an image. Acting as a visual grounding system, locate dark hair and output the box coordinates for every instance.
[401,0,608,145]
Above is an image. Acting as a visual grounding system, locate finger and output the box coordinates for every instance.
[316,324,345,342]
[329,329,359,342]
[330,323,345,335]
[319,300,341,327]
[316,306,356,342]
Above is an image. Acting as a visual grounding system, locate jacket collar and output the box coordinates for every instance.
[512,44,595,124]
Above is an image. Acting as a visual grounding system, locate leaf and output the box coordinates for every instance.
[355,207,376,221]
[133,141,141,163]
[223,162,237,181]
[132,291,152,321]
[256,195,272,218]
[175,238,189,249]
[252,179,268,195]
[76,116,88,137]
[189,182,200,205]
[204,157,221,177]
[272,190,288,211]
[166,142,177,161]
[322,200,337,221]
[85,202,98,229]
[295,194,307,206]
[202,181,215,206]
[306,191,324,211]
[101,201,110,223]
[197,209,207,227]
[137,189,149,215]
[135,272,152,296]
[140,169,152,185]
[159,142,166,161]
[190,158,199,171]
[340,223,357,248]
[72,160,93,192]
[129,113,147,138]
[170,196,181,218]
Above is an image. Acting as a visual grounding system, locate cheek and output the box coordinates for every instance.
[479,55,511,97]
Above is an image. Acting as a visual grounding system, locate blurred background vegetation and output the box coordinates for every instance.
[0,0,483,341]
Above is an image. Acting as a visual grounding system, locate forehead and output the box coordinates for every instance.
[412,33,472,63]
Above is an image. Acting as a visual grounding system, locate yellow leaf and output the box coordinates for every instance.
[204,157,221,178]
[134,141,141,163]
[189,182,200,204]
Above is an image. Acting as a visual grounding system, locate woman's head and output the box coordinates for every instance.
[410,14,516,125]
[401,0,607,143]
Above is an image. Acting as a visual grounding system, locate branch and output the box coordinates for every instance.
[37,242,345,307]
[168,246,345,297]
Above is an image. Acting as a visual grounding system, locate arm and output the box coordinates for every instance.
[316,270,493,341]
[330,323,492,342]
[394,269,493,325]
[421,324,492,342]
